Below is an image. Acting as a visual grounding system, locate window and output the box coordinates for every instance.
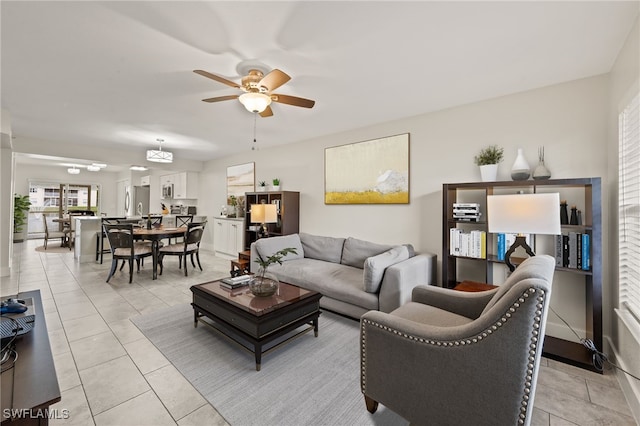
[619,92,640,321]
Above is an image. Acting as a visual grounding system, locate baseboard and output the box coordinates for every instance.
[611,310,640,424]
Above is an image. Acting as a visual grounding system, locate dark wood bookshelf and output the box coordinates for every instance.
[442,178,602,373]
[243,191,300,250]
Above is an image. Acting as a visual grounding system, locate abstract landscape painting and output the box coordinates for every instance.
[227,162,255,200]
[325,133,409,204]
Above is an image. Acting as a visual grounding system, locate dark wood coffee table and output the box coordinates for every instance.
[190,280,322,371]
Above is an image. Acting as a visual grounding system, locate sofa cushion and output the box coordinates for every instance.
[268,259,378,311]
[254,234,304,263]
[364,246,410,293]
[341,237,394,269]
[299,233,345,263]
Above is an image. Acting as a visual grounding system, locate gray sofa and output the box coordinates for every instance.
[250,233,437,319]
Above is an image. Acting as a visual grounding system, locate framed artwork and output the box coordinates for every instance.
[227,162,255,202]
[325,133,409,204]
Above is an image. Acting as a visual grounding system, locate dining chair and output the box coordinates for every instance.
[96,217,125,263]
[171,215,194,244]
[103,223,153,283]
[158,222,206,276]
[43,215,67,249]
[146,215,163,227]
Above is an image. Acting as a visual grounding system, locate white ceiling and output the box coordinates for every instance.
[2,1,638,171]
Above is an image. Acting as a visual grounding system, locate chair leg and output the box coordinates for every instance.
[190,253,196,268]
[178,255,182,269]
[128,260,134,284]
[158,254,164,276]
[196,252,203,271]
[106,258,118,283]
[136,259,141,272]
[184,255,188,277]
[44,237,47,249]
[120,260,126,271]
[364,395,378,414]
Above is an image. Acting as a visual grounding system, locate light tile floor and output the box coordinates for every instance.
[1,239,637,426]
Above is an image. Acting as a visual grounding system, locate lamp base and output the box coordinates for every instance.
[504,235,535,272]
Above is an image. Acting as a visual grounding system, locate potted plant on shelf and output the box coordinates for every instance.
[474,145,504,182]
[272,178,280,191]
[257,181,267,192]
[250,247,297,297]
[13,194,32,243]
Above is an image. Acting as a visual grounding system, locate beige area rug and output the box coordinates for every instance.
[34,244,72,254]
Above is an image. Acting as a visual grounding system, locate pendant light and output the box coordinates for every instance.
[147,138,173,163]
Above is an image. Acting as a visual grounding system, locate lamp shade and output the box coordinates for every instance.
[239,92,272,113]
[146,149,173,163]
[251,204,278,224]
[487,193,561,235]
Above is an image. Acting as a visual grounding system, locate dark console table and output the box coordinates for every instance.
[1,290,61,425]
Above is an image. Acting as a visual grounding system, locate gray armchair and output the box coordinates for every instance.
[360,255,555,426]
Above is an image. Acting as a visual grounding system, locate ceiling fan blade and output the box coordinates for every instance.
[271,94,315,109]
[259,106,274,118]
[259,69,291,92]
[202,94,239,103]
[193,70,240,89]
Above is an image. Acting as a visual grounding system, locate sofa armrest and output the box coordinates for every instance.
[249,242,259,273]
[411,285,497,320]
[378,252,436,313]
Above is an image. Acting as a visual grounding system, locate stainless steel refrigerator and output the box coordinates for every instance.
[126,186,150,216]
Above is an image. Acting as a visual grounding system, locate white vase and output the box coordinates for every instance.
[271,185,280,192]
[510,148,530,181]
[479,164,498,182]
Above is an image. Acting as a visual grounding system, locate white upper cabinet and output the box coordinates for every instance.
[160,172,198,200]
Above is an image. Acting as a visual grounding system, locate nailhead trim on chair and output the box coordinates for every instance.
[360,287,546,425]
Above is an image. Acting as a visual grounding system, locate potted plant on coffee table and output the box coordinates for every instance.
[474,145,504,182]
[250,247,297,297]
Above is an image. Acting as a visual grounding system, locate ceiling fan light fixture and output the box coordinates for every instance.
[239,92,272,113]
[67,166,80,175]
[147,138,173,163]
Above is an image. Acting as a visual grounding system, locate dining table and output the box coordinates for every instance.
[133,226,187,280]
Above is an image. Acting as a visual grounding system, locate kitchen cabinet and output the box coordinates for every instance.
[159,172,199,200]
[140,175,150,186]
[213,217,245,260]
[173,172,199,199]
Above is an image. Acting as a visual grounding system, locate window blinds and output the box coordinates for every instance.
[619,92,640,321]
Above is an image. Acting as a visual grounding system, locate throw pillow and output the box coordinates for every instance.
[363,246,410,293]
[299,232,345,263]
[341,237,394,269]
[255,234,304,263]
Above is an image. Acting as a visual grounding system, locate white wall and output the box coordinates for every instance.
[608,15,640,420]
[0,109,13,277]
[200,74,610,347]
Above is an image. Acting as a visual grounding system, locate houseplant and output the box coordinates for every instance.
[257,181,267,192]
[250,247,297,296]
[13,194,32,243]
[272,178,280,191]
[474,145,504,182]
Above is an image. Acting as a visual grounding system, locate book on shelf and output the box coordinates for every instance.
[496,233,532,261]
[449,228,486,259]
[553,233,590,270]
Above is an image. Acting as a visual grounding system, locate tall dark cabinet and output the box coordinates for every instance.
[243,191,300,249]
[442,178,602,372]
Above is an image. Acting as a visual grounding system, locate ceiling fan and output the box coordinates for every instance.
[194,67,315,117]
